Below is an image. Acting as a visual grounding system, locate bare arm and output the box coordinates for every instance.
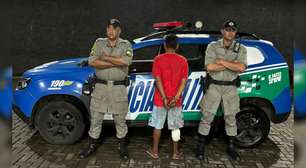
[169,78,187,107]
[155,77,169,109]
[175,78,187,99]
[101,42,133,67]
[101,55,128,67]
[217,59,246,72]
[206,63,226,72]
[155,77,166,99]
[205,43,226,73]
[89,59,116,69]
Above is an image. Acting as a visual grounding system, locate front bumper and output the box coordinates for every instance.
[13,105,34,127]
[271,110,291,123]
[13,88,36,126]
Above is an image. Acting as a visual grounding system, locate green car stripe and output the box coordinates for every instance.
[135,109,224,121]
[135,66,289,121]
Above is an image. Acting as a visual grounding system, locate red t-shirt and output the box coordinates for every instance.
[152,52,189,107]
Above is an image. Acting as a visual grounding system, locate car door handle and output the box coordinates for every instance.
[131,69,137,72]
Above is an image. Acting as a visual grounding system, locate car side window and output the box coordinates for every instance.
[245,46,265,66]
[178,44,206,71]
[177,44,200,60]
[159,43,206,71]
[130,45,161,73]
[133,45,160,60]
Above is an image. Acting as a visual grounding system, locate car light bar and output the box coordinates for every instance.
[153,21,185,30]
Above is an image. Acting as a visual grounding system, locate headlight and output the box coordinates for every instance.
[16,77,31,90]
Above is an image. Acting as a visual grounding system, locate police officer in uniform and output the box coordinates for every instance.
[79,19,133,159]
[195,20,247,160]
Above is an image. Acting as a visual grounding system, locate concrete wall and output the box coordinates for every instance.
[8,0,292,74]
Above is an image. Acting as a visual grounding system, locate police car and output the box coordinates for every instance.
[294,48,306,119]
[13,21,291,147]
[0,68,12,119]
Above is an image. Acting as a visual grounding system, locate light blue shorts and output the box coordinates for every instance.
[148,105,184,130]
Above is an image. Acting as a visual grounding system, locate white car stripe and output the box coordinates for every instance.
[245,63,287,72]
[241,65,288,75]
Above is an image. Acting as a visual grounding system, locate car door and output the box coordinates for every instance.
[174,41,206,121]
[127,39,209,122]
[127,43,162,121]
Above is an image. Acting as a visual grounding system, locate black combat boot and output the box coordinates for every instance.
[227,136,240,160]
[79,137,99,159]
[118,137,129,159]
[195,134,206,160]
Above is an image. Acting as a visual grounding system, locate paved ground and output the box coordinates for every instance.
[12,112,294,168]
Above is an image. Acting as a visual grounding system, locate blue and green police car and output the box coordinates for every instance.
[13,21,291,147]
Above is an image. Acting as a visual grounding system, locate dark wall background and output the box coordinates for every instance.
[0,1,13,70]
[9,0,292,75]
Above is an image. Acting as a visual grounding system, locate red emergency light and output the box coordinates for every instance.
[153,21,185,30]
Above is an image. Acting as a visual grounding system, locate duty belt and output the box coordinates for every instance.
[201,74,241,95]
[96,79,126,85]
[210,78,238,86]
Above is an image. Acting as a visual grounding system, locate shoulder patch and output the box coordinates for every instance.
[126,48,133,57]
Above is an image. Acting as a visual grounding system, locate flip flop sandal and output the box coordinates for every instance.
[172,152,183,160]
[146,149,159,159]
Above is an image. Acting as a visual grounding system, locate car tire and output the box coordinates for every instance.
[235,105,271,148]
[35,101,85,145]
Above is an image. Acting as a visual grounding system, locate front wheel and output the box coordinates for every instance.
[235,105,271,148]
[35,101,85,145]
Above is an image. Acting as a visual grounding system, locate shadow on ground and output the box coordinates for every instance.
[25,126,281,167]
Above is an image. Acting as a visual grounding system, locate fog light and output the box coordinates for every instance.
[82,83,91,95]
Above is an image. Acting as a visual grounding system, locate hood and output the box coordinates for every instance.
[23,57,93,77]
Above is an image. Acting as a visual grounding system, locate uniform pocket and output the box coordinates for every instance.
[90,97,103,111]
[91,84,107,99]
[223,95,240,115]
[113,86,128,102]
[202,89,221,113]
[90,85,108,112]
[111,99,128,113]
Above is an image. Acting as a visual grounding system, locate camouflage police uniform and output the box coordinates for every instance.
[88,37,133,139]
[198,39,247,136]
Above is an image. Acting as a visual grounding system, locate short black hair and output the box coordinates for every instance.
[164,34,178,49]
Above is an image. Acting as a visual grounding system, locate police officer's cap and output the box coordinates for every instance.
[223,20,238,30]
[107,18,121,28]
